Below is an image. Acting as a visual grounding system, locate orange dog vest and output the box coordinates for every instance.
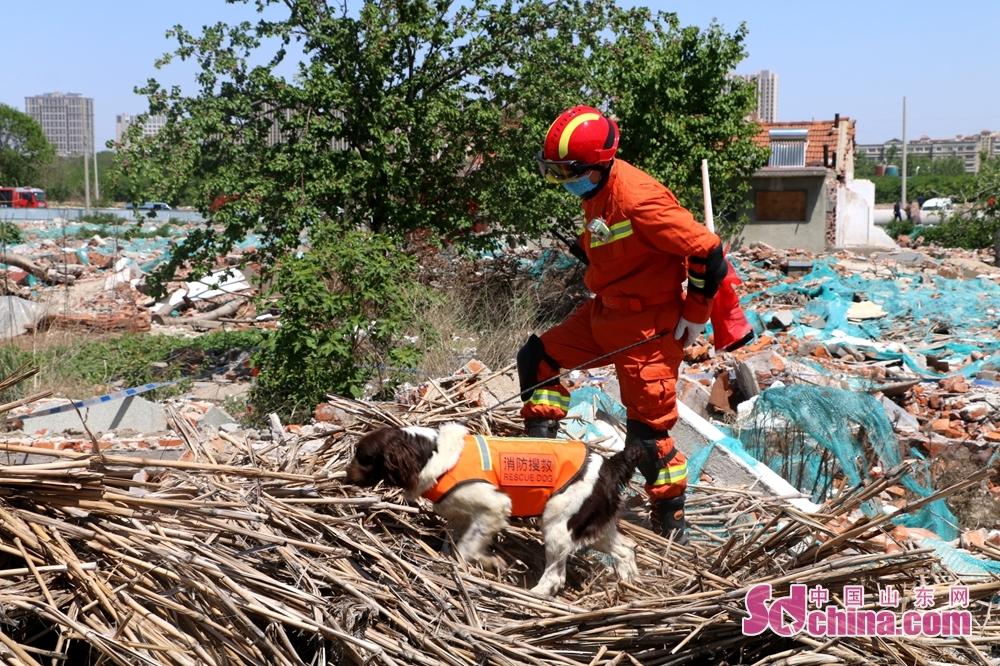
[422,435,590,517]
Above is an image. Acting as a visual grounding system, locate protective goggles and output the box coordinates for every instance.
[536,152,596,184]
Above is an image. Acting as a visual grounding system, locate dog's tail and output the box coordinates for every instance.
[566,444,645,543]
[605,443,645,492]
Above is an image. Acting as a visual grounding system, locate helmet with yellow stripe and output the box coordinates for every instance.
[537,106,619,183]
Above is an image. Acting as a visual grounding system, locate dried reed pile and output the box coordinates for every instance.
[0,368,995,665]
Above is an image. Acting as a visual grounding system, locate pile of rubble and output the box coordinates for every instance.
[0,216,267,339]
[1,364,999,665]
[673,242,1000,543]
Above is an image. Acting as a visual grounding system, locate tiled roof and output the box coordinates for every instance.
[753,119,856,168]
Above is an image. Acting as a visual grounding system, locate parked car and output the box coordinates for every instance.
[920,197,953,225]
[126,201,172,211]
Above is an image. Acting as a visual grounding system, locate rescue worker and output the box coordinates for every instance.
[517,105,729,542]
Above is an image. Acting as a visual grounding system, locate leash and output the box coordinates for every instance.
[471,329,671,418]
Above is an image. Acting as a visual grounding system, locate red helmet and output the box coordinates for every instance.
[537,106,619,182]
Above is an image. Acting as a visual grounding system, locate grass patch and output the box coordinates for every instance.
[411,250,584,382]
[0,329,263,403]
[0,221,23,245]
[77,212,121,227]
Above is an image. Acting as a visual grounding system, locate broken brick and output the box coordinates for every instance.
[314,402,339,423]
[811,345,831,359]
[960,403,991,422]
[939,376,970,394]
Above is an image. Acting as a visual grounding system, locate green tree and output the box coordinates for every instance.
[854,150,876,178]
[119,0,762,283]
[117,0,619,289]
[920,156,1000,253]
[38,151,121,204]
[118,0,765,412]
[928,156,967,176]
[906,154,932,177]
[598,11,767,235]
[884,144,900,166]
[0,104,54,185]
[251,227,425,416]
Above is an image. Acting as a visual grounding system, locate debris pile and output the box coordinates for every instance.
[683,243,1000,539]
[0,364,998,664]
[0,216,265,336]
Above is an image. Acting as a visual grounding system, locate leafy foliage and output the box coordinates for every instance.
[0,221,22,245]
[854,146,972,182]
[905,154,967,177]
[871,174,974,204]
[38,151,122,205]
[118,0,765,414]
[884,217,914,240]
[251,228,425,418]
[918,158,1000,251]
[854,150,877,178]
[600,11,766,235]
[0,330,262,403]
[118,0,763,281]
[0,104,54,186]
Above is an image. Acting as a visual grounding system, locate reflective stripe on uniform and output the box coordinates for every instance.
[590,220,633,247]
[472,435,493,472]
[687,275,705,288]
[651,460,688,487]
[527,388,570,410]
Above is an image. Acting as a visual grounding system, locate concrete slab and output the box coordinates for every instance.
[187,381,251,403]
[595,367,817,508]
[200,406,238,429]
[20,396,168,435]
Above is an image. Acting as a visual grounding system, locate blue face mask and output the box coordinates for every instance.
[562,177,599,197]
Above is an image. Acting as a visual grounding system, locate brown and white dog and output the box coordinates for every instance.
[345,422,641,597]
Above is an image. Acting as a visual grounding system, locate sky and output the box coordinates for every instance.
[2,1,998,146]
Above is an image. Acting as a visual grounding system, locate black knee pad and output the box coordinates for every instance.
[624,420,671,486]
[516,334,561,401]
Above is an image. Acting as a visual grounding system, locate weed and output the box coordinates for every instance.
[0,329,263,403]
[77,212,122,227]
[0,222,23,245]
[251,228,426,421]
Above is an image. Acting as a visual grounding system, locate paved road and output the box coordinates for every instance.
[0,206,205,223]
[873,207,946,226]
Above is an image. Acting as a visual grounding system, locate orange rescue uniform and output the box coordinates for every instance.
[422,435,589,517]
[522,159,721,500]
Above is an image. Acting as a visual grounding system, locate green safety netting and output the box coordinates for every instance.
[732,258,1000,380]
[737,384,959,539]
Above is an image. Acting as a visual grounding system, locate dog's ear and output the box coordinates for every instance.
[346,428,394,486]
[381,432,424,490]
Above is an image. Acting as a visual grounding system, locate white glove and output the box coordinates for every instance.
[673,317,707,347]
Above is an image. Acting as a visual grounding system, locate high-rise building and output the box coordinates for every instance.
[25,92,95,156]
[115,113,167,145]
[736,70,779,123]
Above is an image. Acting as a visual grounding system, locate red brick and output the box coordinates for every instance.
[314,402,338,423]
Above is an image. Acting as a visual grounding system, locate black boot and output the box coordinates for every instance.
[524,418,560,439]
[651,495,688,544]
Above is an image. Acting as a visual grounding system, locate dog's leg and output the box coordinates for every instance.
[593,525,638,584]
[531,522,575,598]
[455,514,506,572]
[442,513,471,557]
[437,483,511,572]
